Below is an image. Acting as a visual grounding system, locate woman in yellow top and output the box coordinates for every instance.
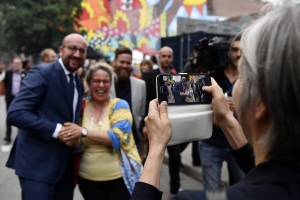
[183,82,195,103]
[58,63,141,200]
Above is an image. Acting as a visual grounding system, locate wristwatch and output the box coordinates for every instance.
[81,128,88,137]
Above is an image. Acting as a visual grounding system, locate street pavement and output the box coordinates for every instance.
[0,95,229,200]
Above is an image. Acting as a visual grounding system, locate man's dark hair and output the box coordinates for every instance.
[22,60,29,67]
[115,47,132,60]
[150,55,158,65]
[193,43,199,52]
[230,33,242,45]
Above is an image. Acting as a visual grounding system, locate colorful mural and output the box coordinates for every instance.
[77,0,207,59]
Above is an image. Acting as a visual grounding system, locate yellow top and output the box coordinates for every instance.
[78,110,122,181]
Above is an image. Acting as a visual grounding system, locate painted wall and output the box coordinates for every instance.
[77,0,208,59]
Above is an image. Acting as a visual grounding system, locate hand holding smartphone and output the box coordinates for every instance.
[155,73,213,145]
[156,73,212,105]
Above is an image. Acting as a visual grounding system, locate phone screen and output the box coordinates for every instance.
[156,73,212,105]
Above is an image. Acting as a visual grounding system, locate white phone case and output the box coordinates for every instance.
[167,104,213,146]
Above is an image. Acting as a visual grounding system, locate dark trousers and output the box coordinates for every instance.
[18,153,74,200]
[78,176,130,200]
[5,95,14,140]
[180,141,201,165]
[167,144,181,194]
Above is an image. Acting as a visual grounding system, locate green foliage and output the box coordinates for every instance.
[0,0,84,55]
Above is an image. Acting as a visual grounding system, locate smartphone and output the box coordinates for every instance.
[156,73,212,105]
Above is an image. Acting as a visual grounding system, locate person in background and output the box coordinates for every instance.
[183,82,195,103]
[22,60,32,72]
[3,57,26,144]
[110,47,146,154]
[0,62,7,82]
[58,63,141,199]
[173,76,186,104]
[131,65,142,79]
[140,60,153,78]
[40,48,57,63]
[198,34,244,190]
[150,55,159,70]
[143,46,182,196]
[77,67,89,97]
[89,59,97,67]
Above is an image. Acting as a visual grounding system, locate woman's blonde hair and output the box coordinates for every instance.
[86,62,117,85]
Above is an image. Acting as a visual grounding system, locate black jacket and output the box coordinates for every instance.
[4,70,26,101]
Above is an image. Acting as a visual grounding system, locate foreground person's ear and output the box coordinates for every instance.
[255,96,268,120]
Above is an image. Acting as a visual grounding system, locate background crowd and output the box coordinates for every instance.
[1,2,300,200]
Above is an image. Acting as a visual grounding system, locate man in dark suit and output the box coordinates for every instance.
[173,76,186,103]
[6,33,86,200]
[3,57,26,144]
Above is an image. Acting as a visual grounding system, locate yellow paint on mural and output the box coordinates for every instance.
[138,0,148,30]
[81,1,94,19]
[160,12,167,38]
[146,6,154,28]
[137,36,150,48]
[183,0,206,6]
[87,29,95,42]
[119,40,134,49]
[113,10,130,29]
[97,16,110,28]
[95,44,101,49]
[139,7,148,30]
[98,0,107,13]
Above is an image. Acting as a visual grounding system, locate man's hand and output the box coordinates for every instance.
[145,100,172,151]
[58,123,82,142]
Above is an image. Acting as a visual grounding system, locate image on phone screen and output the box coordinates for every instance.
[156,74,212,105]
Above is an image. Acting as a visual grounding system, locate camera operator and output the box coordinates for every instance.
[182,34,245,190]
[203,35,245,190]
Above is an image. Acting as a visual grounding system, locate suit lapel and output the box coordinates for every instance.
[130,77,137,118]
[54,62,73,114]
[75,75,83,121]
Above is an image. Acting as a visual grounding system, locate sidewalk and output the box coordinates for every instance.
[163,142,229,187]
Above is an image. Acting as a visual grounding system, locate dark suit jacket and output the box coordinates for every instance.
[4,69,26,101]
[173,82,185,103]
[143,68,161,107]
[6,61,83,184]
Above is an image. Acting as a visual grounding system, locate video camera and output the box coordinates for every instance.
[190,37,229,72]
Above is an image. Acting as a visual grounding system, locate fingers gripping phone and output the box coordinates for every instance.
[156,73,213,145]
[156,73,212,105]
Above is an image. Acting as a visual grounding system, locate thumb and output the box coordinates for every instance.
[159,101,169,121]
[203,85,212,94]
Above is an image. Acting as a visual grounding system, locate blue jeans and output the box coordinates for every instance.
[198,141,244,190]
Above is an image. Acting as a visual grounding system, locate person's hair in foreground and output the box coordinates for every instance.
[238,3,300,168]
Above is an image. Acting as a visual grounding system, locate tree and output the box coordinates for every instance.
[0,0,84,56]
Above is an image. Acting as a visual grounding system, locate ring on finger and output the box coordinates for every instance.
[68,133,72,137]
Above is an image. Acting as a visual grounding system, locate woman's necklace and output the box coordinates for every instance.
[89,101,107,130]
